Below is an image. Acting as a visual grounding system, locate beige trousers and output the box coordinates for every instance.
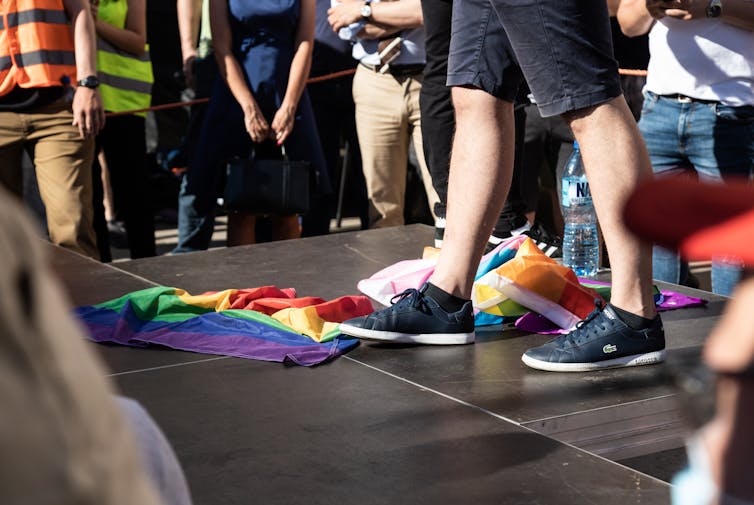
[352,65,439,228]
[0,98,98,259]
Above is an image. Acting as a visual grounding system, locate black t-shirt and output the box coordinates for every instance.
[0,86,65,111]
[611,17,649,70]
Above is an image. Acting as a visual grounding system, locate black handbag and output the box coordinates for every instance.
[223,146,312,215]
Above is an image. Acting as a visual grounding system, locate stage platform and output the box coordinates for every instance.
[51,224,726,505]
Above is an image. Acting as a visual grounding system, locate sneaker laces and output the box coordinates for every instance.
[565,299,607,344]
[389,288,430,313]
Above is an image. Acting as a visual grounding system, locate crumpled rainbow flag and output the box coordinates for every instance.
[472,238,602,329]
[75,286,374,366]
[357,235,706,332]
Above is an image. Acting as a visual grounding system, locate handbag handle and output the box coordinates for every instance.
[249,143,289,162]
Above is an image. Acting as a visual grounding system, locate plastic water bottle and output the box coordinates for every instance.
[561,141,599,278]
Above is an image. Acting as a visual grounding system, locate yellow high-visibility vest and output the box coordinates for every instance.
[97,0,153,116]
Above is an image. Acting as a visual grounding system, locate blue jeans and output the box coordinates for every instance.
[639,91,754,295]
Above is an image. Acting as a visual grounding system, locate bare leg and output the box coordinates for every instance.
[227,212,256,246]
[271,215,301,241]
[429,87,515,298]
[99,151,116,222]
[564,96,656,318]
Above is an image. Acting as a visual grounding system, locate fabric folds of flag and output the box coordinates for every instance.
[472,238,603,330]
[75,286,374,366]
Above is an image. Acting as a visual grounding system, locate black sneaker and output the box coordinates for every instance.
[107,220,129,249]
[484,222,531,254]
[339,284,475,345]
[521,302,665,372]
[434,217,446,248]
[524,224,562,258]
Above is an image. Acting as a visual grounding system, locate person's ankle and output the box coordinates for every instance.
[424,282,468,313]
[610,303,659,330]
[426,275,469,301]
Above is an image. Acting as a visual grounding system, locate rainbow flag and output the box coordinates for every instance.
[75,286,374,366]
[473,238,603,330]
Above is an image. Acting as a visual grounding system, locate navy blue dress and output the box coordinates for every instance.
[176,0,329,251]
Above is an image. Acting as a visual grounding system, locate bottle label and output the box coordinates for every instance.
[562,176,592,208]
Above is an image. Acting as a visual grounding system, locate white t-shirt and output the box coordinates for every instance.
[645,17,754,106]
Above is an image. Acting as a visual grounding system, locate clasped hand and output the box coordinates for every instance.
[244,103,295,146]
[645,0,708,20]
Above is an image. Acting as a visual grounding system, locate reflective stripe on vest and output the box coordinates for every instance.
[6,8,69,27]
[0,0,77,97]
[96,36,153,115]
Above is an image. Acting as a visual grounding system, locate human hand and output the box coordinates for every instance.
[663,0,707,20]
[328,0,363,32]
[704,276,754,374]
[644,0,671,19]
[271,104,295,146]
[698,276,754,500]
[699,376,754,501]
[90,0,99,19]
[244,102,270,143]
[72,86,105,138]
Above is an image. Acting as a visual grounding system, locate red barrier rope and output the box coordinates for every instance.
[619,68,648,77]
[305,68,357,84]
[105,67,647,117]
[105,68,357,118]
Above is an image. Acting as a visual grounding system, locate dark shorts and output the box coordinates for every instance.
[449,0,622,117]
[447,0,523,102]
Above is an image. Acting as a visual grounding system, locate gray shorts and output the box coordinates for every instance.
[448,0,622,117]
[447,0,523,102]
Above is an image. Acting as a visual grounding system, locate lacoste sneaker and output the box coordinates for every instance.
[339,283,475,345]
[521,302,665,372]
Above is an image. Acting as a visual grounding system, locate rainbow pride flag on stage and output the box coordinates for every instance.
[75,286,374,366]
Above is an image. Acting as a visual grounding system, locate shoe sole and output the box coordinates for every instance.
[339,323,475,345]
[521,349,666,372]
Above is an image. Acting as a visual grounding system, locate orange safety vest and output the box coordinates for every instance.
[0,0,78,97]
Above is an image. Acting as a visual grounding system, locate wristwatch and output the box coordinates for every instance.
[706,0,722,18]
[77,75,100,89]
[360,0,372,20]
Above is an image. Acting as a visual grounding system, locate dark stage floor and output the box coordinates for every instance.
[51,225,725,505]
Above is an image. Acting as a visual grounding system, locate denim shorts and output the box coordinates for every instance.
[447,0,523,102]
[486,0,622,117]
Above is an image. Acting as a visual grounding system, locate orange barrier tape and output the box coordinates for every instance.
[619,68,648,77]
[306,68,357,84]
[106,97,209,117]
[105,67,647,117]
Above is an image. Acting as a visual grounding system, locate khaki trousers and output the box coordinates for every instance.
[0,98,98,259]
[353,65,440,228]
